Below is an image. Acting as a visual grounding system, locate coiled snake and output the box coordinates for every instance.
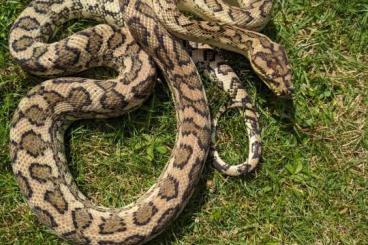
[9,0,293,243]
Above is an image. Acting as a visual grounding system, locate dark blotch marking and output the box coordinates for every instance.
[12,16,40,31]
[133,202,158,226]
[62,230,91,244]
[67,87,92,109]
[173,144,193,169]
[72,208,93,229]
[151,206,180,235]
[99,215,126,234]
[158,175,179,201]
[12,36,33,52]
[33,206,58,228]
[29,163,52,183]
[24,105,47,126]
[20,130,47,157]
[15,172,32,198]
[44,187,68,214]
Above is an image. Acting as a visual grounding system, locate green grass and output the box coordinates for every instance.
[1,0,367,244]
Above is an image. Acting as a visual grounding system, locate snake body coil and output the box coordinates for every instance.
[9,0,292,243]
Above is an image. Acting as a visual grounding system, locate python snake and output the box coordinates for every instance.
[151,0,293,96]
[9,0,292,243]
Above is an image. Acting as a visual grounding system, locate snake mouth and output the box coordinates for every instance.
[265,80,294,98]
[277,86,294,98]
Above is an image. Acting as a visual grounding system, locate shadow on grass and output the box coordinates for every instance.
[148,160,259,244]
[147,165,214,244]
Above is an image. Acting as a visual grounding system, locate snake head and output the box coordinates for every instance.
[248,39,294,97]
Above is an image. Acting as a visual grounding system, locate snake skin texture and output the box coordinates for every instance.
[190,47,261,176]
[178,0,273,30]
[9,0,292,243]
[151,0,293,96]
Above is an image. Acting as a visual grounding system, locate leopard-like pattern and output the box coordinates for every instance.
[9,0,292,243]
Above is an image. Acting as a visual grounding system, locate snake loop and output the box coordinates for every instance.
[8,0,292,243]
[190,46,261,174]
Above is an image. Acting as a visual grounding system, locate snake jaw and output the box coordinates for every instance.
[274,75,294,97]
[255,71,294,97]
[249,50,294,97]
[271,78,294,97]
[277,87,294,98]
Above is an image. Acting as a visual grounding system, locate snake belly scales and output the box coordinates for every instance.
[8,0,293,244]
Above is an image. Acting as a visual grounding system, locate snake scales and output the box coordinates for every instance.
[9,0,293,244]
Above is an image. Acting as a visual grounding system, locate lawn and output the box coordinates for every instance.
[0,0,367,244]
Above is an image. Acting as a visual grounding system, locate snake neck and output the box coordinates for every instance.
[151,0,293,96]
[177,0,272,30]
[153,0,261,52]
